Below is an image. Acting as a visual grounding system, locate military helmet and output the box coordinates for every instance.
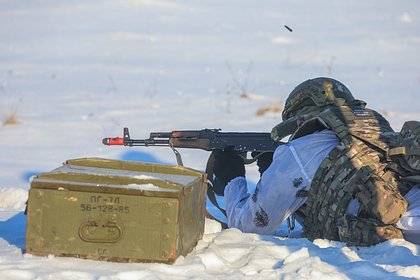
[282,77,355,121]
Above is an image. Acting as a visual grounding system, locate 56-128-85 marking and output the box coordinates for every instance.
[80,204,130,213]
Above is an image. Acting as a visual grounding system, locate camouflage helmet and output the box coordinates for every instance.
[271,77,355,142]
[282,77,355,121]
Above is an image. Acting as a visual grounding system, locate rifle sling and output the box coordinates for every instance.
[205,152,228,229]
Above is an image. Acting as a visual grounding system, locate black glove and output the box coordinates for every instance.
[211,149,245,196]
[251,151,274,177]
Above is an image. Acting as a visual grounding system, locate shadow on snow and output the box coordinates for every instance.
[0,212,26,250]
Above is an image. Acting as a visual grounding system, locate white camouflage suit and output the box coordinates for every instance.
[224,130,420,244]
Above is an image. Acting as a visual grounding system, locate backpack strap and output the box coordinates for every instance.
[388,146,420,157]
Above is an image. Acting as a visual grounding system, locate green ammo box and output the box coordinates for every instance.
[25,158,207,263]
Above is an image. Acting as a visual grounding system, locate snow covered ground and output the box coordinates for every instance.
[0,0,420,279]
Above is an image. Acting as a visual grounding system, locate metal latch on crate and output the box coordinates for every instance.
[78,220,122,243]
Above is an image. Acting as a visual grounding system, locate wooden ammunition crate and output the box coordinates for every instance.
[25,158,207,263]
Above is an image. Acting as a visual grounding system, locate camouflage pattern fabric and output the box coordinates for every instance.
[389,121,420,175]
[336,216,404,246]
[402,121,420,171]
[281,77,355,122]
[299,105,409,246]
[271,78,355,143]
[273,78,417,246]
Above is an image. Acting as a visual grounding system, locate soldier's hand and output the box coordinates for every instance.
[211,149,245,196]
[251,151,274,177]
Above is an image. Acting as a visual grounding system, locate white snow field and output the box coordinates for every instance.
[0,1,419,279]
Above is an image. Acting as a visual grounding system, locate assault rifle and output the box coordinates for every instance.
[102,127,280,166]
[102,127,282,226]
